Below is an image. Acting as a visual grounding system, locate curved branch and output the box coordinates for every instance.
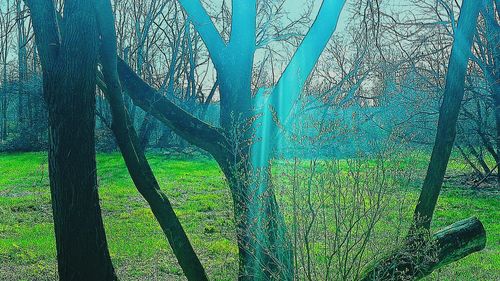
[116,57,229,162]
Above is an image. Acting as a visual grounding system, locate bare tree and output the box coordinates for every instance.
[363,0,486,279]
[114,1,346,279]
[0,0,15,142]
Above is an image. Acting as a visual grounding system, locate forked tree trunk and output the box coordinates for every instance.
[117,57,294,280]
[27,0,117,280]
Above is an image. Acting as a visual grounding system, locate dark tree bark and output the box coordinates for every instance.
[361,217,486,281]
[94,1,208,279]
[361,1,486,280]
[116,58,229,162]
[414,0,481,229]
[26,0,117,280]
[138,112,157,150]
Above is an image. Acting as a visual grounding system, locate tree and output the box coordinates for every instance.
[95,0,208,279]
[26,0,117,280]
[362,0,486,279]
[414,0,483,229]
[0,0,14,142]
[117,0,346,279]
[470,0,500,183]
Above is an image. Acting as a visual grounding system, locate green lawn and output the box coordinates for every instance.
[0,152,498,280]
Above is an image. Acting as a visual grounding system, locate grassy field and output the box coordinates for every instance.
[0,152,498,280]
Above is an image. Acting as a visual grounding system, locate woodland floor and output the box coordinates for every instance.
[0,152,498,281]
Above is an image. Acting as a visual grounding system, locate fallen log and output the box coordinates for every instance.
[361,217,486,281]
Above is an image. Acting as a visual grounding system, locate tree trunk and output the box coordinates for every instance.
[221,158,293,281]
[363,2,485,279]
[118,57,294,280]
[138,112,157,150]
[494,92,500,185]
[27,0,117,280]
[413,0,481,229]
[95,1,208,279]
[486,16,500,185]
[216,56,294,280]
[1,64,7,141]
[361,217,486,281]
[17,0,27,143]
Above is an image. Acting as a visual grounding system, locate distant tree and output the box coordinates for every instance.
[0,0,14,142]
[26,0,117,280]
[470,0,500,183]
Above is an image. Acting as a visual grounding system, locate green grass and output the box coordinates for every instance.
[0,152,498,280]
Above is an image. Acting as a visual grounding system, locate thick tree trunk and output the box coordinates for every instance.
[361,217,486,281]
[118,57,294,280]
[210,57,294,280]
[28,0,117,280]
[221,150,293,281]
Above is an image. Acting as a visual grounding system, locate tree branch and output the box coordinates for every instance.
[251,0,346,169]
[116,57,229,162]
[228,0,256,54]
[24,0,60,71]
[176,0,227,68]
[361,217,486,281]
[270,0,346,122]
